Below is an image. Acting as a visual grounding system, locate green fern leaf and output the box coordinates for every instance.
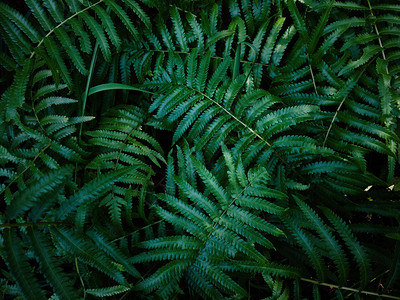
[54,28,88,75]
[56,166,136,220]
[320,207,372,288]
[173,175,220,220]
[333,2,367,10]
[200,260,248,297]
[94,6,121,51]
[43,37,73,87]
[227,205,284,237]
[171,6,188,52]
[287,0,308,42]
[6,165,73,220]
[104,0,138,41]
[224,260,300,278]
[157,193,212,231]
[69,18,92,53]
[3,229,47,300]
[261,17,285,65]
[272,25,297,66]
[0,3,40,43]
[88,230,141,278]
[207,30,234,48]
[156,207,208,240]
[86,285,130,297]
[135,260,192,293]
[4,59,34,121]
[191,155,230,206]
[81,12,111,61]
[187,13,204,51]
[42,0,63,23]
[307,1,333,54]
[28,227,79,299]
[124,0,151,30]
[25,0,53,31]
[295,197,349,284]
[339,45,382,75]
[51,227,128,285]
[35,96,78,113]
[283,215,327,282]
[138,236,203,250]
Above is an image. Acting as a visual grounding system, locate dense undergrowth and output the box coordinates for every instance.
[1,0,400,299]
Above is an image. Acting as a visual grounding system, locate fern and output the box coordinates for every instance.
[87,285,131,297]
[133,145,289,298]
[85,105,165,225]
[1,0,400,299]
[28,227,80,299]
[3,229,47,300]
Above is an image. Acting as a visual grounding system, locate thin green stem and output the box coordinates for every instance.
[75,34,100,183]
[75,257,87,300]
[322,62,371,147]
[300,278,400,299]
[366,0,389,75]
[29,0,104,59]
[0,221,63,229]
[111,219,165,243]
[185,85,272,148]
[307,54,318,95]
[78,42,99,140]
[183,84,295,170]
[145,48,270,68]
[322,94,348,147]
[0,142,52,197]
[201,173,257,248]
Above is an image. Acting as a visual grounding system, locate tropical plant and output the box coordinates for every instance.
[0,0,400,299]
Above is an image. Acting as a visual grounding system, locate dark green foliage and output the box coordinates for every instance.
[0,0,400,299]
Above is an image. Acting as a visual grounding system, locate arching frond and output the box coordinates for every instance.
[1,0,400,299]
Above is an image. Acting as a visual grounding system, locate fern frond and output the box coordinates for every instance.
[295,197,349,284]
[308,1,333,54]
[286,0,308,42]
[25,0,53,31]
[3,229,47,300]
[190,155,230,206]
[81,11,111,61]
[4,59,34,122]
[320,207,372,288]
[104,0,138,41]
[56,166,135,220]
[35,96,77,113]
[0,3,41,43]
[6,165,73,220]
[88,230,141,278]
[51,227,128,285]
[42,0,64,23]
[187,13,205,51]
[54,28,88,75]
[1,1,400,298]
[260,17,285,65]
[135,260,192,293]
[173,175,220,220]
[86,285,130,297]
[223,260,300,279]
[94,5,121,51]
[28,227,79,299]
[282,214,327,282]
[43,37,73,86]
[170,6,188,52]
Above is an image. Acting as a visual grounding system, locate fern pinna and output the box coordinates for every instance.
[1,0,400,299]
